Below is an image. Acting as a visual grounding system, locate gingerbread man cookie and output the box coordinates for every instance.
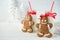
[36,15,53,38]
[21,14,34,33]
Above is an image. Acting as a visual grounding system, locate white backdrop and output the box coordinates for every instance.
[0,0,60,40]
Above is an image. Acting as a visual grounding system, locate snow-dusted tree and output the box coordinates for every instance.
[9,0,29,21]
[10,0,20,20]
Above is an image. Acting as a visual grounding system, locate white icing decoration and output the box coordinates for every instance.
[44,20,46,22]
[29,21,31,26]
[27,29,31,31]
[48,24,50,30]
[44,33,50,36]
[38,32,43,35]
[39,24,41,29]
[42,20,43,22]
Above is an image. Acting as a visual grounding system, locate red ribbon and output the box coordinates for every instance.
[27,0,36,15]
[40,1,57,19]
[40,12,57,19]
[27,10,36,15]
[45,12,57,19]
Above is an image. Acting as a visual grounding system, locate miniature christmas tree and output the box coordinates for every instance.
[10,0,20,20]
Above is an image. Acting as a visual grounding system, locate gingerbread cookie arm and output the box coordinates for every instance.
[31,21,34,25]
[21,20,25,24]
[48,23,53,29]
[36,23,39,28]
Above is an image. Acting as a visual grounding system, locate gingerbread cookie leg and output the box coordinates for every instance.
[37,32,44,37]
[44,32,52,38]
[27,28,33,33]
[22,27,27,32]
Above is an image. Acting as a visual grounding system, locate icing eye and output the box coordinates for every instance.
[42,20,43,22]
[44,20,46,22]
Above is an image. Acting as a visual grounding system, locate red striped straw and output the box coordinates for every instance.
[28,0,32,11]
[50,1,54,12]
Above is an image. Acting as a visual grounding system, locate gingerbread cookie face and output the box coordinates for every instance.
[25,14,32,21]
[21,14,34,33]
[40,16,48,24]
